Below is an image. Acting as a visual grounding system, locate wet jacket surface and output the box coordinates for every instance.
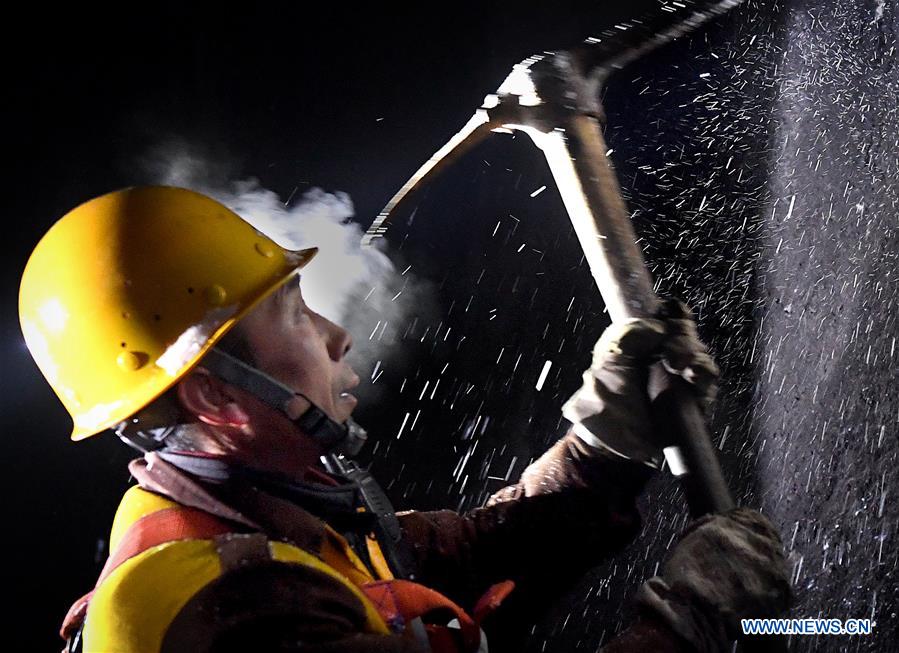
[78,431,690,652]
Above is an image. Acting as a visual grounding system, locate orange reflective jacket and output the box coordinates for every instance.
[62,486,513,653]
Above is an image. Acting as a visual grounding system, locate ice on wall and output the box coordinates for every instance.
[354,1,897,651]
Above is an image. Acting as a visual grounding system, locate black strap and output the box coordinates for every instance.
[201,348,368,456]
[322,454,420,582]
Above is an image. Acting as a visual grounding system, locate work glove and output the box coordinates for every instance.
[562,299,719,467]
[636,507,793,652]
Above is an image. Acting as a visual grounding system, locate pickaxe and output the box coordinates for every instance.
[365,1,787,649]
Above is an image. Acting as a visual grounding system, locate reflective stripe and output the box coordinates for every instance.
[109,486,180,550]
[366,534,396,580]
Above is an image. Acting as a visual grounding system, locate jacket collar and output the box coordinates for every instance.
[128,452,375,556]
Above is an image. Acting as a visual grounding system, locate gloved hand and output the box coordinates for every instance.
[637,507,792,652]
[562,299,719,467]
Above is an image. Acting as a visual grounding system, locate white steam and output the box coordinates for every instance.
[146,148,432,391]
[214,181,382,326]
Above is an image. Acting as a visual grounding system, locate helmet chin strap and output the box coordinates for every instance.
[181,347,368,457]
[116,348,418,583]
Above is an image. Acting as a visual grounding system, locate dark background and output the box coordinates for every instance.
[5,1,897,651]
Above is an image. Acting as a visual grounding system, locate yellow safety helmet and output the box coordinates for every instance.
[19,186,317,441]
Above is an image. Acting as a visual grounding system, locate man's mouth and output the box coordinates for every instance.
[337,391,358,413]
[337,374,361,403]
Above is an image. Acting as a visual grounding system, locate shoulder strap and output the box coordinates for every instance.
[362,579,484,653]
[322,454,420,581]
[60,505,236,647]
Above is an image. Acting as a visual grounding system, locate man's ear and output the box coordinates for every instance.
[176,369,250,428]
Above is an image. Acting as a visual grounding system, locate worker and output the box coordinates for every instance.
[19,186,790,653]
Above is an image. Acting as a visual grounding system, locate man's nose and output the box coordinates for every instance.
[319,315,352,361]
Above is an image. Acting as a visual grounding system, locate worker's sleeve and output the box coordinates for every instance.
[396,429,654,644]
[160,558,426,653]
[598,614,693,653]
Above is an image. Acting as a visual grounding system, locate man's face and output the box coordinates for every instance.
[237,276,360,425]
